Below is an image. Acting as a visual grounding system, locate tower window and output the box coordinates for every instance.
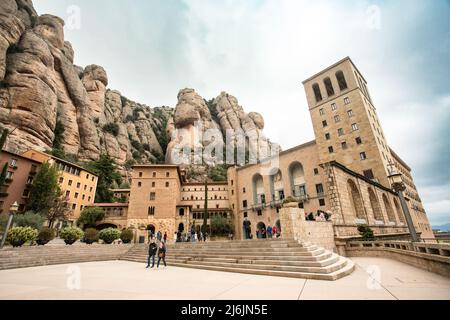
[319,198,326,206]
[324,77,335,97]
[331,103,337,111]
[165,182,169,187]
[334,115,341,123]
[351,123,359,131]
[360,152,367,160]
[325,133,331,140]
[355,137,362,145]
[316,184,324,195]
[328,146,334,153]
[319,108,325,116]
[138,181,142,187]
[336,71,348,91]
[312,83,323,103]
[363,169,374,180]
[338,128,344,136]
[344,97,350,105]
[243,200,248,208]
[139,172,143,177]
[150,192,156,200]
[347,109,354,117]
[341,141,348,149]
[314,168,319,175]
[322,120,328,128]
[148,206,155,216]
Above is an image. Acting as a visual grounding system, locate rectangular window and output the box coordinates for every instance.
[334,115,341,123]
[166,172,170,178]
[82,194,85,200]
[68,180,73,186]
[363,169,374,180]
[152,172,156,178]
[316,184,324,195]
[344,97,350,105]
[59,177,64,183]
[139,172,143,177]
[72,204,76,210]
[243,188,246,193]
[319,108,325,115]
[341,141,348,149]
[322,120,328,128]
[347,109,354,117]
[66,191,70,198]
[152,182,156,187]
[325,133,331,140]
[351,123,359,131]
[150,192,156,200]
[337,128,344,136]
[319,198,326,206]
[148,206,155,216]
[328,146,334,153]
[356,137,362,145]
[257,210,262,216]
[77,182,81,188]
[74,192,79,199]
[243,212,248,218]
[88,196,91,202]
[331,103,337,111]
[314,168,319,175]
[138,181,142,187]
[360,152,367,160]
[165,182,169,187]
[84,185,87,191]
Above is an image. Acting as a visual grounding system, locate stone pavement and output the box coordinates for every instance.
[0,257,448,300]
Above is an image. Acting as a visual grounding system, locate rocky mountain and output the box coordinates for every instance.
[0,0,276,177]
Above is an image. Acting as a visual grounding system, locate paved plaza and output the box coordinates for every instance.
[0,257,449,300]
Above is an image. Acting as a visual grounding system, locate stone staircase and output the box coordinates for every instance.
[0,244,132,270]
[120,239,355,281]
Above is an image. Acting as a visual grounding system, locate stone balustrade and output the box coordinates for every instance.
[345,240,450,277]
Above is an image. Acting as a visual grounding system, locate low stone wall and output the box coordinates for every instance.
[280,204,336,252]
[345,241,450,277]
[0,244,134,270]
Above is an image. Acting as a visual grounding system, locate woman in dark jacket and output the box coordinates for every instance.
[157,241,167,268]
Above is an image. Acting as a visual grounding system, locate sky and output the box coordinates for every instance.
[34,0,450,226]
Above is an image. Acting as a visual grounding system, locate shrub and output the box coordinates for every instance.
[102,123,120,136]
[99,228,121,244]
[132,151,141,160]
[83,228,99,244]
[60,227,84,245]
[13,211,45,231]
[6,226,38,247]
[120,229,134,243]
[36,227,55,245]
[357,225,375,241]
[210,215,233,237]
[77,207,105,228]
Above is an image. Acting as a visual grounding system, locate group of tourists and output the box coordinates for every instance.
[146,231,167,269]
[174,227,209,243]
[255,224,280,239]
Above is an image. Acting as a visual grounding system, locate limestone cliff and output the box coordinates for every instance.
[0,0,171,166]
[0,1,276,177]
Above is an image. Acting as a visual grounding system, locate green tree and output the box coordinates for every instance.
[26,162,61,214]
[202,179,209,234]
[208,165,228,182]
[210,215,234,236]
[13,211,45,231]
[77,207,105,229]
[86,154,122,203]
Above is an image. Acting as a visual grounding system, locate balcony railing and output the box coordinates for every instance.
[251,203,266,211]
[269,199,283,208]
[293,193,309,202]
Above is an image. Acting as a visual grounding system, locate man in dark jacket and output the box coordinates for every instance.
[146,241,158,268]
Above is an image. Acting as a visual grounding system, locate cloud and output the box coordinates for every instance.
[33,0,450,224]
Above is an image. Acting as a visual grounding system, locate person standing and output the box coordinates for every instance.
[267,225,273,238]
[174,231,177,244]
[194,232,198,242]
[272,225,278,239]
[157,230,162,242]
[157,241,167,268]
[199,231,203,242]
[163,231,167,243]
[203,232,208,242]
[146,240,158,268]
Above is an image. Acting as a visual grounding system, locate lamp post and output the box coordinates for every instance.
[0,201,19,249]
[387,164,419,243]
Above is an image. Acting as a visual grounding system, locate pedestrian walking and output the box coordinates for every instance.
[163,231,167,242]
[157,241,167,268]
[174,231,177,244]
[157,230,162,242]
[267,225,273,238]
[272,225,278,238]
[146,240,158,268]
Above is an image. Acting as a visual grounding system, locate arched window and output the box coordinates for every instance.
[252,174,265,204]
[382,194,396,223]
[347,179,365,220]
[289,162,306,198]
[336,71,348,91]
[323,77,335,97]
[269,168,284,202]
[368,188,384,222]
[312,83,323,102]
